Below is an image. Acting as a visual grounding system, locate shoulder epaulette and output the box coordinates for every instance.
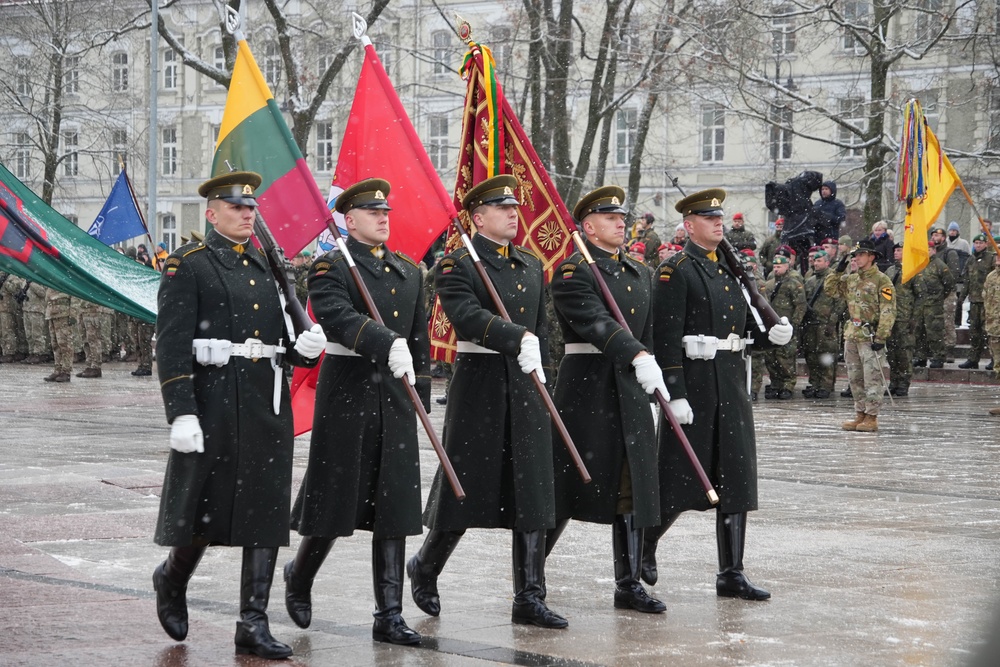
[515,245,540,260]
[394,250,418,267]
[180,243,206,258]
[669,253,688,268]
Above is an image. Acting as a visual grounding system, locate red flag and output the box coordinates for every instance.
[429,41,575,363]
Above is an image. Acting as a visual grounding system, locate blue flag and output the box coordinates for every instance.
[87,172,147,245]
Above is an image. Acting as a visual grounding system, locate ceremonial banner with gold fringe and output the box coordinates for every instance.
[897,101,959,283]
[429,39,575,363]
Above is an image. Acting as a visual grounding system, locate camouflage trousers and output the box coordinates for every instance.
[750,349,764,393]
[967,302,987,363]
[990,337,1000,380]
[913,300,947,363]
[763,336,798,391]
[886,325,914,392]
[944,290,957,353]
[131,319,154,370]
[23,310,51,355]
[0,307,21,356]
[845,338,887,416]
[801,321,839,392]
[79,312,103,369]
[48,315,74,374]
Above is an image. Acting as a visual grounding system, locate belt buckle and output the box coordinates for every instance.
[245,338,264,361]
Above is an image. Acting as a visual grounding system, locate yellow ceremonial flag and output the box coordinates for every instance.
[901,127,959,282]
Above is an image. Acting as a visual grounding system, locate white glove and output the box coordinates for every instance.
[668,398,694,425]
[767,316,794,346]
[293,324,326,359]
[388,338,415,385]
[517,334,546,384]
[170,415,204,454]
[631,354,669,398]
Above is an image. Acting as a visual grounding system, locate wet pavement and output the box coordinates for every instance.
[2,359,1000,666]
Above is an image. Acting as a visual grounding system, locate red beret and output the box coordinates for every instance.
[631,242,646,253]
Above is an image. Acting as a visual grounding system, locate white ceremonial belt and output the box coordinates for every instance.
[716,334,747,352]
[193,337,282,365]
[564,342,601,354]
[681,333,746,360]
[229,339,279,360]
[457,341,499,354]
[324,342,361,357]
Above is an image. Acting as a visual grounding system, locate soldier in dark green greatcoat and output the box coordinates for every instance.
[283,179,429,645]
[643,188,793,602]
[546,186,666,614]
[152,172,326,659]
[409,175,566,629]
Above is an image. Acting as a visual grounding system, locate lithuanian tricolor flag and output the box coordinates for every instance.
[212,39,331,256]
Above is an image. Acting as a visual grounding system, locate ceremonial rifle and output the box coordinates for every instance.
[569,230,717,505]
[449,218,591,484]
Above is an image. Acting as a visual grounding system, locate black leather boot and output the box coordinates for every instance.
[152,545,206,641]
[640,512,680,586]
[406,529,463,616]
[716,512,770,601]
[612,515,665,613]
[283,536,335,629]
[511,530,568,628]
[540,518,570,600]
[234,547,293,659]
[372,539,421,645]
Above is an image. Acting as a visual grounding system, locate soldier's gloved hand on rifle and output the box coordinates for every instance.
[388,338,415,385]
[768,316,794,346]
[293,324,326,360]
[836,254,851,273]
[170,415,204,454]
[870,342,885,352]
[518,332,546,384]
[668,398,694,425]
[632,352,669,399]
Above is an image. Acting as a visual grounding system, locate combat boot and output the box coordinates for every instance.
[76,367,102,378]
[813,389,831,399]
[958,360,979,369]
[928,359,944,369]
[841,412,866,431]
[989,407,1000,416]
[855,414,879,432]
[840,386,853,397]
[283,536,335,628]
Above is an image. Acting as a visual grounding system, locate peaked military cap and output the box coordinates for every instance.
[772,255,790,265]
[198,171,262,207]
[573,185,627,220]
[336,178,392,214]
[675,187,726,217]
[463,174,520,210]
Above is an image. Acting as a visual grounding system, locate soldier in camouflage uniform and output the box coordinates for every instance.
[0,272,27,362]
[983,255,1000,415]
[762,255,806,399]
[744,252,766,400]
[800,251,844,398]
[758,217,783,277]
[824,240,895,432]
[912,242,956,368]
[931,227,960,358]
[958,234,995,369]
[43,288,74,382]
[724,213,757,251]
[884,244,916,396]
[76,298,104,378]
[21,281,51,363]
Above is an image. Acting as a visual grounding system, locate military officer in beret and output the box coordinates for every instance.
[152,171,327,659]
[644,188,793,601]
[410,174,567,629]
[284,178,429,645]
[545,186,667,614]
[825,239,895,432]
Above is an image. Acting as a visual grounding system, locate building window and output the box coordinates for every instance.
[769,105,793,161]
[163,49,178,90]
[315,121,333,172]
[161,126,177,176]
[839,97,866,157]
[616,108,638,166]
[772,10,796,55]
[161,213,177,252]
[432,31,451,75]
[214,45,226,71]
[15,57,31,97]
[428,115,448,170]
[374,33,393,76]
[62,131,78,177]
[989,88,1000,152]
[914,0,943,42]
[264,42,281,88]
[14,132,31,179]
[210,124,220,154]
[701,104,725,163]
[111,129,128,176]
[112,52,128,92]
[842,1,868,51]
[64,56,79,94]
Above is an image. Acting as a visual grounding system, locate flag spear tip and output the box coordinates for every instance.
[455,14,473,44]
[351,12,370,43]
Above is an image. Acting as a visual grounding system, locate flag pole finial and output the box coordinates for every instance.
[456,14,473,44]
[218,0,244,37]
[351,12,370,44]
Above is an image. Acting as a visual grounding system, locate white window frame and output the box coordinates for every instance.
[616,108,638,166]
[64,55,79,94]
[838,97,866,158]
[428,115,449,170]
[264,41,281,88]
[701,104,725,163]
[315,121,334,172]
[161,126,177,176]
[163,49,178,90]
[771,11,796,55]
[62,130,79,177]
[13,132,31,179]
[989,87,1000,152]
[161,213,177,252]
[914,0,944,42]
[432,31,451,75]
[842,1,869,52]
[15,57,31,97]
[111,128,128,176]
[769,104,793,161]
[112,52,128,92]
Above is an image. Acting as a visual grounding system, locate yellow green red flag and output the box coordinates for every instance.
[901,125,958,283]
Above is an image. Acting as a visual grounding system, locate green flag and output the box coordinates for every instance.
[0,162,158,323]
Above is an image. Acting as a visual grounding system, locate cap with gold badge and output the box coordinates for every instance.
[573,185,627,221]
[335,178,392,214]
[463,174,520,211]
[674,187,726,217]
[197,171,262,207]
